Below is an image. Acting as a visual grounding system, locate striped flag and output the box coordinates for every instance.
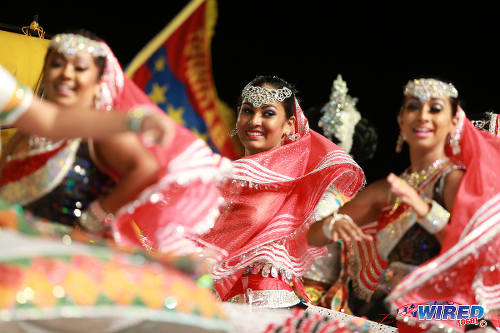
[125,0,242,159]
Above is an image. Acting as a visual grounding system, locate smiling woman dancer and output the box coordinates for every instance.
[0,31,229,254]
[200,75,365,308]
[308,78,500,332]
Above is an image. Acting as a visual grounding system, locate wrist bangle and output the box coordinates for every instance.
[419,200,450,234]
[126,108,146,133]
[335,213,354,225]
[78,201,114,233]
[322,217,335,240]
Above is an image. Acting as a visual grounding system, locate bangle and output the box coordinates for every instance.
[335,213,354,225]
[78,201,114,233]
[126,108,146,133]
[418,200,450,234]
[322,216,335,240]
[321,213,355,240]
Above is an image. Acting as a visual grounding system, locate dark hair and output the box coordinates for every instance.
[44,28,107,79]
[402,77,461,116]
[237,75,298,119]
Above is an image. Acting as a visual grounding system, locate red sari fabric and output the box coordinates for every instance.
[386,109,500,331]
[96,45,231,256]
[201,99,365,300]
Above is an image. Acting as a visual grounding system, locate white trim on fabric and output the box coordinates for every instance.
[234,159,294,181]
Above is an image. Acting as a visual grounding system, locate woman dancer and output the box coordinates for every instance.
[0,31,229,255]
[309,78,500,331]
[200,75,365,308]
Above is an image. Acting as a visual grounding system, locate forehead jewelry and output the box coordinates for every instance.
[404,78,458,102]
[241,84,292,108]
[50,33,108,59]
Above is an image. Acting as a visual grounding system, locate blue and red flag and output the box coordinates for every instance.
[125,0,242,159]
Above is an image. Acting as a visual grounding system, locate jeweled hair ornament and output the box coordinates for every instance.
[241,84,292,108]
[404,78,458,102]
[318,74,361,153]
[50,33,109,59]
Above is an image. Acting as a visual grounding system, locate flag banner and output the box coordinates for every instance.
[126,0,242,159]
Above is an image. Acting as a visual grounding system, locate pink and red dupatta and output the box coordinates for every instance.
[94,44,231,256]
[201,99,365,300]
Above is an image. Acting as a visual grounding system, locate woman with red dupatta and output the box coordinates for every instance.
[201,75,365,308]
[308,78,500,332]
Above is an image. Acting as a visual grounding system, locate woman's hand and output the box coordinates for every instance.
[386,173,430,217]
[327,214,372,248]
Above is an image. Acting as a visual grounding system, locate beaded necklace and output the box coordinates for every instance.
[401,158,449,190]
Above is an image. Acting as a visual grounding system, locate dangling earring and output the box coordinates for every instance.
[448,109,464,155]
[448,131,461,155]
[229,127,238,138]
[395,132,406,153]
[94,89,102,109]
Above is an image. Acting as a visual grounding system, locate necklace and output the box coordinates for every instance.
[401,157,449,190]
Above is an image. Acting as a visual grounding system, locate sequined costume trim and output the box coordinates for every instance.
[0,140,80,205]
[376,209,418,261]
[227,289,299,308]
[303,243,341,284]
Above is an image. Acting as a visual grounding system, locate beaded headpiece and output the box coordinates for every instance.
[241,84,293,108]
[49,33,109,59]
[318,74,361,153]
[404,78,458,102]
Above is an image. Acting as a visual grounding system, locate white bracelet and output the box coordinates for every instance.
[78,201,114,233]
[418,200,450,234]
[335,213,354,225]
[322,216,336,240]
[89,200,114,224]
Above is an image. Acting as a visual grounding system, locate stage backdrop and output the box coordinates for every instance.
[125,0,242,159]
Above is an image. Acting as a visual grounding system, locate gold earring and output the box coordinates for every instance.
[395,132,405,153]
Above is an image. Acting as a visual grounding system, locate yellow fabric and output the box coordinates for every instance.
[0,30,49,90]
[0,30,49,154]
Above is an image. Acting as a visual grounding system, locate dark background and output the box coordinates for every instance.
[2,1,498,182]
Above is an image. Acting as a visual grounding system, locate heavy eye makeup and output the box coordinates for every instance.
[240,105,277,117]
[429,103,444,113]
[405,99,421,111]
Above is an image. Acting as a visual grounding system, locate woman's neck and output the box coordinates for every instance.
[408,145,447,172]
